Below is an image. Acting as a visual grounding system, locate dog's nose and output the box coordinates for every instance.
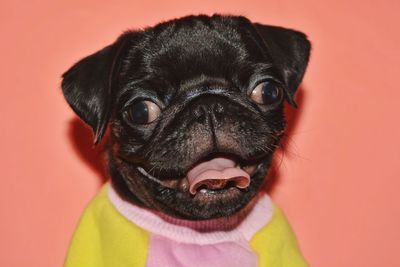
[191,95,225,124]
[193,104,207,123]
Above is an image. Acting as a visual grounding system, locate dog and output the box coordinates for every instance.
[62,14,311,267]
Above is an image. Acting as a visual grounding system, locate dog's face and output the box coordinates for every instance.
[61,15,310,220]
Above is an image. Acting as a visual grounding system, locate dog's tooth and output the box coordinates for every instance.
[200,188,207,194]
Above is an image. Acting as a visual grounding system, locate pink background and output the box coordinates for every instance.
[1,0,399,266]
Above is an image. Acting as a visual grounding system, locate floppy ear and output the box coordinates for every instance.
[254,24,311,107]
[61,33,131,144]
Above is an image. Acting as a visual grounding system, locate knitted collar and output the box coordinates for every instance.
[108,185,274,245]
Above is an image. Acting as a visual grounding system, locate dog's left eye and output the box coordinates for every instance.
[250,81,283,105]
[126,100,161,124]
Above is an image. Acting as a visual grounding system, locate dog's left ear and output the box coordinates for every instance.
[254,24,311,107]
[61,33,132,144]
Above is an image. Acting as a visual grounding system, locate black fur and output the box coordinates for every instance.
[61,14,310,219]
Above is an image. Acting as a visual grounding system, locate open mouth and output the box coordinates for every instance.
[137,154,263,196]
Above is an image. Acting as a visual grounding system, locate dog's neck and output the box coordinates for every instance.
[108,184,274,244]
[152,193,262,232]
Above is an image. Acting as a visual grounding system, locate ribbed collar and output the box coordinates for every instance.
[108,185,273,245]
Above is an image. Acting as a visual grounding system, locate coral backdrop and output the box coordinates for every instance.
[1,0,399,266]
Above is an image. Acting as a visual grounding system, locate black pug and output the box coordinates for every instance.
[63,14,310,267]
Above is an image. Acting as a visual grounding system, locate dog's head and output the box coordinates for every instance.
[61,15,310,220]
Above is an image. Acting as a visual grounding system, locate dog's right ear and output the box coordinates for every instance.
[253,24,311,107]
[61,33,132,144]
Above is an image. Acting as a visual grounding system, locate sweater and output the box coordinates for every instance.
[64,184,308,267]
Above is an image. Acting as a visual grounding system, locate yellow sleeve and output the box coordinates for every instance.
[64,185,150,267]
[250,205,309,267]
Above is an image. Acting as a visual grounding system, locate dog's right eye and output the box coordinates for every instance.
[250,81,283,106]
[125,100,161,124]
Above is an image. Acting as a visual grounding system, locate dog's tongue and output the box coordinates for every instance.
[187,157,250,195]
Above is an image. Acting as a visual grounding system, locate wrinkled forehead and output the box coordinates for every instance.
[121,19,272,92]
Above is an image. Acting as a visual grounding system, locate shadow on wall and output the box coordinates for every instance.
[68,118,109,184]
[66,87,305,192]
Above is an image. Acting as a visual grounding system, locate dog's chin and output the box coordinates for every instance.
[113,153,273,220]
